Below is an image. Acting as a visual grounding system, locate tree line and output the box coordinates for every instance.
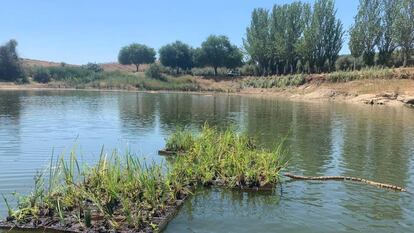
[349,0,414,68]
[118,35,242,76]
[244,0,343,75]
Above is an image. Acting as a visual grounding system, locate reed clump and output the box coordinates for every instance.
[167,125,286,189]
[2,152,190,232]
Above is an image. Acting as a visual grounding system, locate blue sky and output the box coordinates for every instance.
[1,0,358,65]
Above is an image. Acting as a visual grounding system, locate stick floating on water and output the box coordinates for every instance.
[284,173,407,192]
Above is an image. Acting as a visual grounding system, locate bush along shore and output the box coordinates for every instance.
[0,126,286,232]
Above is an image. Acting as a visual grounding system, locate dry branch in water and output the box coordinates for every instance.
[284,173,406,192]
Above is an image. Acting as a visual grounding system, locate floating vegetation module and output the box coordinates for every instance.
[1,126,286,232]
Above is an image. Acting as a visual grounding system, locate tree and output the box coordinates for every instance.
[349,24,365,70]
[0,39,25,82]
[197,35,243,76]
[311,0,344,72]
[393,0,414,67]
[352,0,382,66]
[118,43,156,72]
[159,41,193,74]
[243,8,271,75]
[377,0,398,66]
[296,4,315,73]
[270,2,310,74]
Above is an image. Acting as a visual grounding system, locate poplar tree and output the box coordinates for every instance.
[349,25,364,70]
[351,0,381,66]
[377,0,398,66]
[244,8,271,75]
[393,0,414,67]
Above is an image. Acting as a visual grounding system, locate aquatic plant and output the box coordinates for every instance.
[2,151,189,232]
[165,129,195,152]
[1,126,286,232]
[167,125,286,189]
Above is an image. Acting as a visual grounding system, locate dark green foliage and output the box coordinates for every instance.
[348,24,365,70]
[244,0,343,75]
[191,67,229,77]
[335,56,354,71]
[351,0,382,66]
[392,0,414,67]
[159,41,193,74]
[243,8,271,75]
[33,68,51,83]
[0,40,26,82]
[377,0,398,67]
[118,43,156,72]
[145,63,166,81]
[45,66,95,81]
[196,35,243,76]
[240,63,258,76]
[82,63,103,73]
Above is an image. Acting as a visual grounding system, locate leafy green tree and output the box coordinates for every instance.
[270,2,310,74]
[311,0,344,72]
[0,39,25,82]
[377,0,398,66]
[296,4,315,73]
[197,35,243,76]
[118,43,156,72]
[159,41,193,74]
[244,8,271,75]
[393,0,414,67]
[349,24,365,70]
[352,0,382,66]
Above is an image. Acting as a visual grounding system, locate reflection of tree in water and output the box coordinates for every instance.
[118,93,157,133]
[0,91,22,122]
[244,98,333,175]
[339,105,414,222]
[158,94,242,132]
[340,106,411,185]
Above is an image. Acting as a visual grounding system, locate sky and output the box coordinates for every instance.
[1,0,359,65]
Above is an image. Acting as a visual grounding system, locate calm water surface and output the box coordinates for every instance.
[0,90,413,233]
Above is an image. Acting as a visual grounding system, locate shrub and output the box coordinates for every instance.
[145,63,166,81]
[33,68,51,83]
[82,63,103,73]
[242,74,306,88]
[240,64,257,76]
[335,56,354,71]
[168,125,286,188]
[191,67,228,76]
[46,66,93,81]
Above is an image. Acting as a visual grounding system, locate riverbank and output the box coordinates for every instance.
[1,68,414,107]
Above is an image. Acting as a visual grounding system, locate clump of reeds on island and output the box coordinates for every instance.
[1,125,286,232]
